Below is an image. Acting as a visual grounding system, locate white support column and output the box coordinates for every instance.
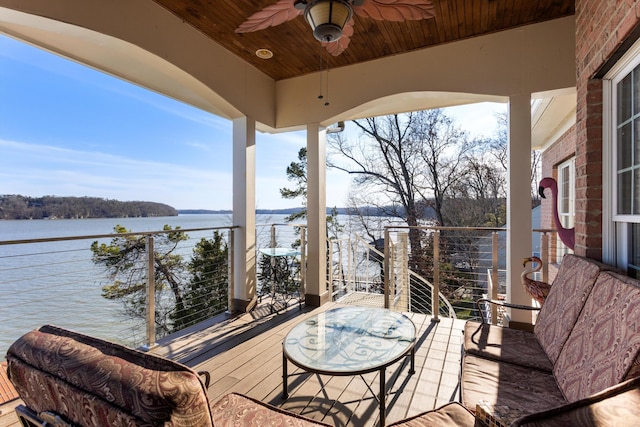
[306,123,329,306]
[507,94,534,327]
[232,116,257,312]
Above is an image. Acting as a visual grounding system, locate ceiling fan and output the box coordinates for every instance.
[236,0,436,56]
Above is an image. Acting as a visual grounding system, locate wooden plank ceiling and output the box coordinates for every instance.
[152,0,575,81]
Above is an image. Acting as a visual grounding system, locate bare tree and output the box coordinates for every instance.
[445,147,506,227]
[491,112,508,171]
[530,149,542,202]
[410,109,475,226]
[490,111,542,202]
[327,109,474,271]
[329,110,472,225]
[444,112,508,227]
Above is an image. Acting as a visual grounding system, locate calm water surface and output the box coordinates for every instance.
[0,214,292,358]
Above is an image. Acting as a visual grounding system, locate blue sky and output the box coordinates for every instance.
[0,34,506,210]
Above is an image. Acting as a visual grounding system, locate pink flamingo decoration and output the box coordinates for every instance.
[538,177,575,250]
[521,256,551,305]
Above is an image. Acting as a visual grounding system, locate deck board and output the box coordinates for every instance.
[168,301,466,426]
[0,301,466,427]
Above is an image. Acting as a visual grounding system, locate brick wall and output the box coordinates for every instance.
[572,0,640,260]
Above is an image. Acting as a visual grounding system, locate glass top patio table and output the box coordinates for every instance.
[258,247,302,313]
[282,306,416,426]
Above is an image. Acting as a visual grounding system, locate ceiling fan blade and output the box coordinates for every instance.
[355,0,435,22]
[236,0,303,33]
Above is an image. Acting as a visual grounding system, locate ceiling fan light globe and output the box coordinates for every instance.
[312,24,343,42]
[305,0,352,42]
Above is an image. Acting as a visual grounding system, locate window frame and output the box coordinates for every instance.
[604,39,640,269]
[554,158,575,260]
[557,158,575,226]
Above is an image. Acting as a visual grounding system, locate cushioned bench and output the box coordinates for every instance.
[463,254,611,372]
[460,255,640,426]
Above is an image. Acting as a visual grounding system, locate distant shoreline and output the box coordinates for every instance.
[1,194,398,219]
[0,208,328,219]
[179,208,318,215]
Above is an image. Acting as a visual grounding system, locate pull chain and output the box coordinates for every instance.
[318,53,324,101]
[324,48,330,107]
[317,48,330,106]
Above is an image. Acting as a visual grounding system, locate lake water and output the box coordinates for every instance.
[0,214,296,358]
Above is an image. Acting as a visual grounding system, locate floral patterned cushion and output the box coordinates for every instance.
[553,272,640,402]
[210,392,330,426]
[461,354,567,415]
[385,402,475,426]
[6,325,214,427]
[513,376,640,427]
[463,321,553,372]
[534,255,610,363]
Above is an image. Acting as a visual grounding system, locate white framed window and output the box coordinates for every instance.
[604,39,640,276]
[556,158,575,259]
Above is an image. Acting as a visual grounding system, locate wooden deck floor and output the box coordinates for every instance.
[0,301,466,427]
[153,301,466,427]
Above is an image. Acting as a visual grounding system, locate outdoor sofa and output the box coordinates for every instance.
[5,254,640,426]
[458,254,640,426]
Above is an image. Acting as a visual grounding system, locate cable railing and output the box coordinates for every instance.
[330,225,561,322]
[328,234,384,300]
[0,225,236,357]
[407,271,457,318]
[0,221,306,359]
[0,220,562,357]
[329,226,506,320]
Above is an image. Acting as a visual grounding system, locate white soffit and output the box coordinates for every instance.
[531,89,577,150]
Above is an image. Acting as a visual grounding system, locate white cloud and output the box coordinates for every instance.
[184,141,216,152]
[0,139,232,210]
[445,102,507,137]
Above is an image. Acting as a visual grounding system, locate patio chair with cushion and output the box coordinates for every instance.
[5,324,330,427]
